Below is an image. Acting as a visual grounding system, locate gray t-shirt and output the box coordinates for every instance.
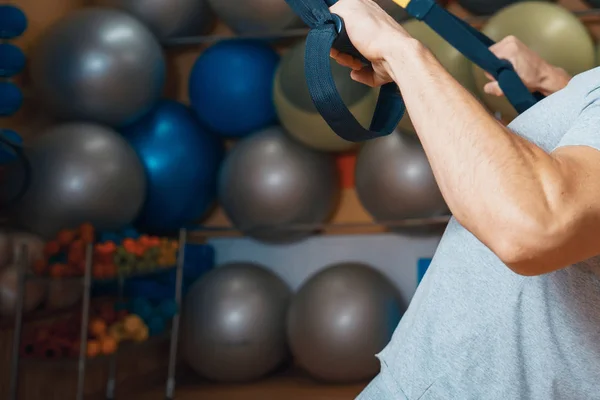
[358,68,600,399]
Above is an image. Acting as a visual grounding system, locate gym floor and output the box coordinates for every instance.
[133,367,367,400]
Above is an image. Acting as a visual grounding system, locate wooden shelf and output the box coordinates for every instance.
[128,367,368,400]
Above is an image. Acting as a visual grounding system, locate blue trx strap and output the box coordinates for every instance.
[283,0,544,142]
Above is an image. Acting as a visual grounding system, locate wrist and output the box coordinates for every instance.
[537,63,571,96]
[381,33,427,83]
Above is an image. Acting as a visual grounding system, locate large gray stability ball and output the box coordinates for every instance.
[181,262,292,382]
[30,8,165,127]
[10,123,147,239]
[93,0,214,40]
[218,126,340,243]
[355,130,449,226]
[207,0,304,34]
[287,262,404,383]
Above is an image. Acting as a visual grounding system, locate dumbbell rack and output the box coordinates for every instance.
[7,228,188,400]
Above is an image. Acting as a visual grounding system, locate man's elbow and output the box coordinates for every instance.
[490,238,545,276]
[487,217,571,277]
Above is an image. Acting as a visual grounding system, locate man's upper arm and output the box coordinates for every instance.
[546,90,600,270]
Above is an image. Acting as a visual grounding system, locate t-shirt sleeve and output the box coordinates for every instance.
[553,86,600,152]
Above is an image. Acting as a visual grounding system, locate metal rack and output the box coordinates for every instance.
[158,7,600,47]
[7,228,188,400]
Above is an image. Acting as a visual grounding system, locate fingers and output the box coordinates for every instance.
[330,49,364,70]
[483,81,504,97]
[350,67,376,87]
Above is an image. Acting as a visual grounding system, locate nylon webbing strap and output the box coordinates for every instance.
[405,0,543,113]
[284,0,406,142]
[283,0,544,142]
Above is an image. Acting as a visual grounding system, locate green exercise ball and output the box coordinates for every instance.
[274,39,378,152]
[472,2,595,122]
[399,19,479,133]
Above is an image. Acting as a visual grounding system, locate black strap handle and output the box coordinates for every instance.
[285,0,406,142]
[283,0,544,143]
[405,0,543,113]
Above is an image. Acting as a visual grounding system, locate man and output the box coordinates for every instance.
[328,0,600,398]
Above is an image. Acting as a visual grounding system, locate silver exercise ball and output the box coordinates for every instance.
[182,262,292,382]
[355,130,449,227]
[11,123,147,240]
[10,231,45,268]
[93,0,214,40]
[207,0,304,34]
[0,264,47,316]
[30,8,165,127]
[0,230,10,268]
[287,262,404,383]
[218,126,340,243]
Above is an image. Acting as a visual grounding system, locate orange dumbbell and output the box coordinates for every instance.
[88,317,107,339]
[79,223,95,244]
[86,340,101,358]
[100,335,118,355]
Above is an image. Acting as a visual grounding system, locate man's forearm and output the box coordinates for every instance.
[383,38,568,265]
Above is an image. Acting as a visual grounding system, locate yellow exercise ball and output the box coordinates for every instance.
[274,39,379,152]
[398,19,479,133]
[472,2,595,122]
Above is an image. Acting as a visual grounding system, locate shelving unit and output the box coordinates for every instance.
[157,6,600,47]
[7,229,188,400]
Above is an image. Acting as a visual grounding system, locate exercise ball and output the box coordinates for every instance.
[93,0,214,40]
[10,232,45,268]
[0,81,23,117]
[206,0,303,34]
[30,8,165,127]
[457,0,549,15]
[218,126,339,243]
[0,264,47,316]
[355,130,448,226]
[10,123,146,239]
[274,39,378,152]
[472,2,595,121]
[0,5,27,39]
[0,43,26,77]
[182,262,291,382]
[190,39,279,138]
[0,230,10,268]
[398,20,478,133]
[123,100,224,233]
[287,262,403,383]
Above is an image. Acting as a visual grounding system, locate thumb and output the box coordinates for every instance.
[484,81,504,97]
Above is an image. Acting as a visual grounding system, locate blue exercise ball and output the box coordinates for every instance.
[0,129,22,164]
[0,5,27,39]
[0,44,26,77]
[123,99,224,233]
[0,82,23,116]
[189,39,280,138]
